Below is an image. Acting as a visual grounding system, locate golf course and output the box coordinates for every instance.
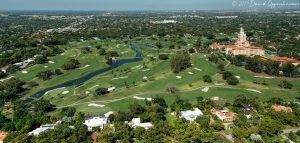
[11,37,300,114]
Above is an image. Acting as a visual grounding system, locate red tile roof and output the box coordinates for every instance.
[211,43,221,47]
[261,56,299,63]
[0,132,8,141]
[272,105,293,112]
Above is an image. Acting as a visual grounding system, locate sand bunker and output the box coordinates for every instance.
[131,65,142,70]
[0,76,15,82]
[48,61,55,64]
[62,91,70,95]
[79,65,90,69]
[193,68,202,71]
[188,72,194,75]
[88,103,105,107]
[254,76,275,79]
[85,91,90,94]
[235,76,241,79]
[104,111,114,117]
[202,87,209,92]
[61,53,65,55]
[211,96,220,101]
[176,76,182,79]
[44,87,66,95]
[133,96,152,101]
[21,71,28,74]
[246,89,262,93]
[142,69,150,72]
[89,85,99,90]
[112,76,128,80]
[108,86,116,92]
[214,83,225,86]
[44,66,48,68]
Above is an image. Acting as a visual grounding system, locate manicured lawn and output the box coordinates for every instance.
[20,37,300,115]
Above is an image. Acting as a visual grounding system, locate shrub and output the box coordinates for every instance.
[61,59,80,70]
[226,76,239,85]
[34,56,48,64]
[158,54,169,60]
[278,80,293,89]
[95,88,109,96]
[37,70,54,80]
[222,71,233,80]
[203,75,212,83]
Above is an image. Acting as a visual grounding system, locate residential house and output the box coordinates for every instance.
[179,108,203,122]
[211,108,235,122]
[271,105,293,112]
[128,118,153,130]
[84,117,108,132]
[28,124,55,136]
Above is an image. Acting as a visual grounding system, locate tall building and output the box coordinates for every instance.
[210,27,265,56]
[237,27,250,47]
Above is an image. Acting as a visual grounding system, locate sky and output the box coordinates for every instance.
[0,0,299,11]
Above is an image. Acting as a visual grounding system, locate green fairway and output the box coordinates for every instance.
[17,37,300,115]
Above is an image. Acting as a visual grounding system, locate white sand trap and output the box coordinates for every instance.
[202,87,209,92]
[104,111,114,117]
[133,96,152,101]
[62,91,70,95]
[0,76,15,82]
[112,76,128,80]
[206,59,209,61]
[21,70,28,74]
[188,72,194,75]
[44,87,66,95]
[131,65,142,70]
[61,53,65,55]
[108,86,116,92]
[44,66,48,68]
[121,51,128,54]
[235,76,240,79]
[211,96,220,101]
[191,64,194,66]
[48,61,55,64]
[89,85,99,90]
[254,76,275,79]
[88,103,105,107]
[246,89,262,93]
[214,83,225,86]
[204,55,207,57]
[79,65,90,69]
[142,69,150,72]
[85,91,90,94]
[193,68,202,71]
[176,76,182,79]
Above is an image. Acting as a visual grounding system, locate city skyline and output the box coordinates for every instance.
[0,0,299,11]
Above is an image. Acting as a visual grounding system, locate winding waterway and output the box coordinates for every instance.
[26,44,142,101]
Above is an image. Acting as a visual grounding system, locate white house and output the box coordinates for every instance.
[84,117,108,132]
[179,108,203,122]
[28,124,55,136]
[129,118,153,130]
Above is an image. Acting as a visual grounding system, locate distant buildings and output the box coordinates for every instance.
[211,108,236,122]
[84,117,109,132]
[0,132,8,143]
[261,56,300,66]
[210,27,265,56]
[179,108,203,122]
[150,20,177,24]
[28,124,55,136]
[271,105,293,112]
[128,118,153,130]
